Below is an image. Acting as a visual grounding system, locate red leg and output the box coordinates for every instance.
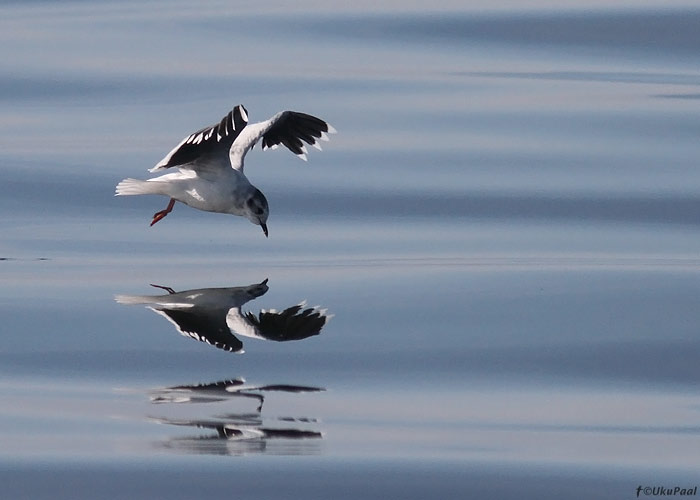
[150,198,175,226]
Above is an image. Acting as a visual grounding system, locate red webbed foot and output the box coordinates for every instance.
[150,198,176,226]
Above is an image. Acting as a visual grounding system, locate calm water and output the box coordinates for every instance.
[2,1,700,498]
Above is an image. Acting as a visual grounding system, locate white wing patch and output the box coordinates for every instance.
[225,307,262,339]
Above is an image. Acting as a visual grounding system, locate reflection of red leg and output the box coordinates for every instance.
[150,198,175,226]
[150,284,176,294]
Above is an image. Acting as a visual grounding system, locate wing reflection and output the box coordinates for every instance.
[116,279,331,353]
[150,378,325,456]
[150,378,324,411]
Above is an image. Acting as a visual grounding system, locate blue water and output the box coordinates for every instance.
[2,1,700,498]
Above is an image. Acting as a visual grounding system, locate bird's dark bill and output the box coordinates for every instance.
[261,223,268,237]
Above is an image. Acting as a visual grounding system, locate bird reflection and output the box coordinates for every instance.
[150,378,325,456]
[150,378,324,412]
[115,279,331,353]
[153,415,323,456]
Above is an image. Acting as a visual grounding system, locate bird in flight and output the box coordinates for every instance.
[115,105,335,237]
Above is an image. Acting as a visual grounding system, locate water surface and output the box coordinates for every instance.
[2,1,700,498]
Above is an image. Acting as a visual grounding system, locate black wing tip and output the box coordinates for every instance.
[236,103,248,119]
[249,303,330,342]
[233,104,249,129]
[262,111,335,159]
[288,111,335,135]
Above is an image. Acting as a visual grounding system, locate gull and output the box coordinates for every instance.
[115,104,335,237]
[115,279,331,353]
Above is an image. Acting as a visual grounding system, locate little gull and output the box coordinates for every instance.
[115,104,335,236]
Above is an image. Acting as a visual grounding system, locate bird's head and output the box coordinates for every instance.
[244,188,269,237]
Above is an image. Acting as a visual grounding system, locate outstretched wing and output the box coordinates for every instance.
[150,105,249,172]
[229,111,335,171]
[151,306,244,353]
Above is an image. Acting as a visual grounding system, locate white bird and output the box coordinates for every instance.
[115,104,335,236]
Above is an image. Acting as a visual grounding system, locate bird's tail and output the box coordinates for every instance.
[115,178,160,196]
[114,294,155,305]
